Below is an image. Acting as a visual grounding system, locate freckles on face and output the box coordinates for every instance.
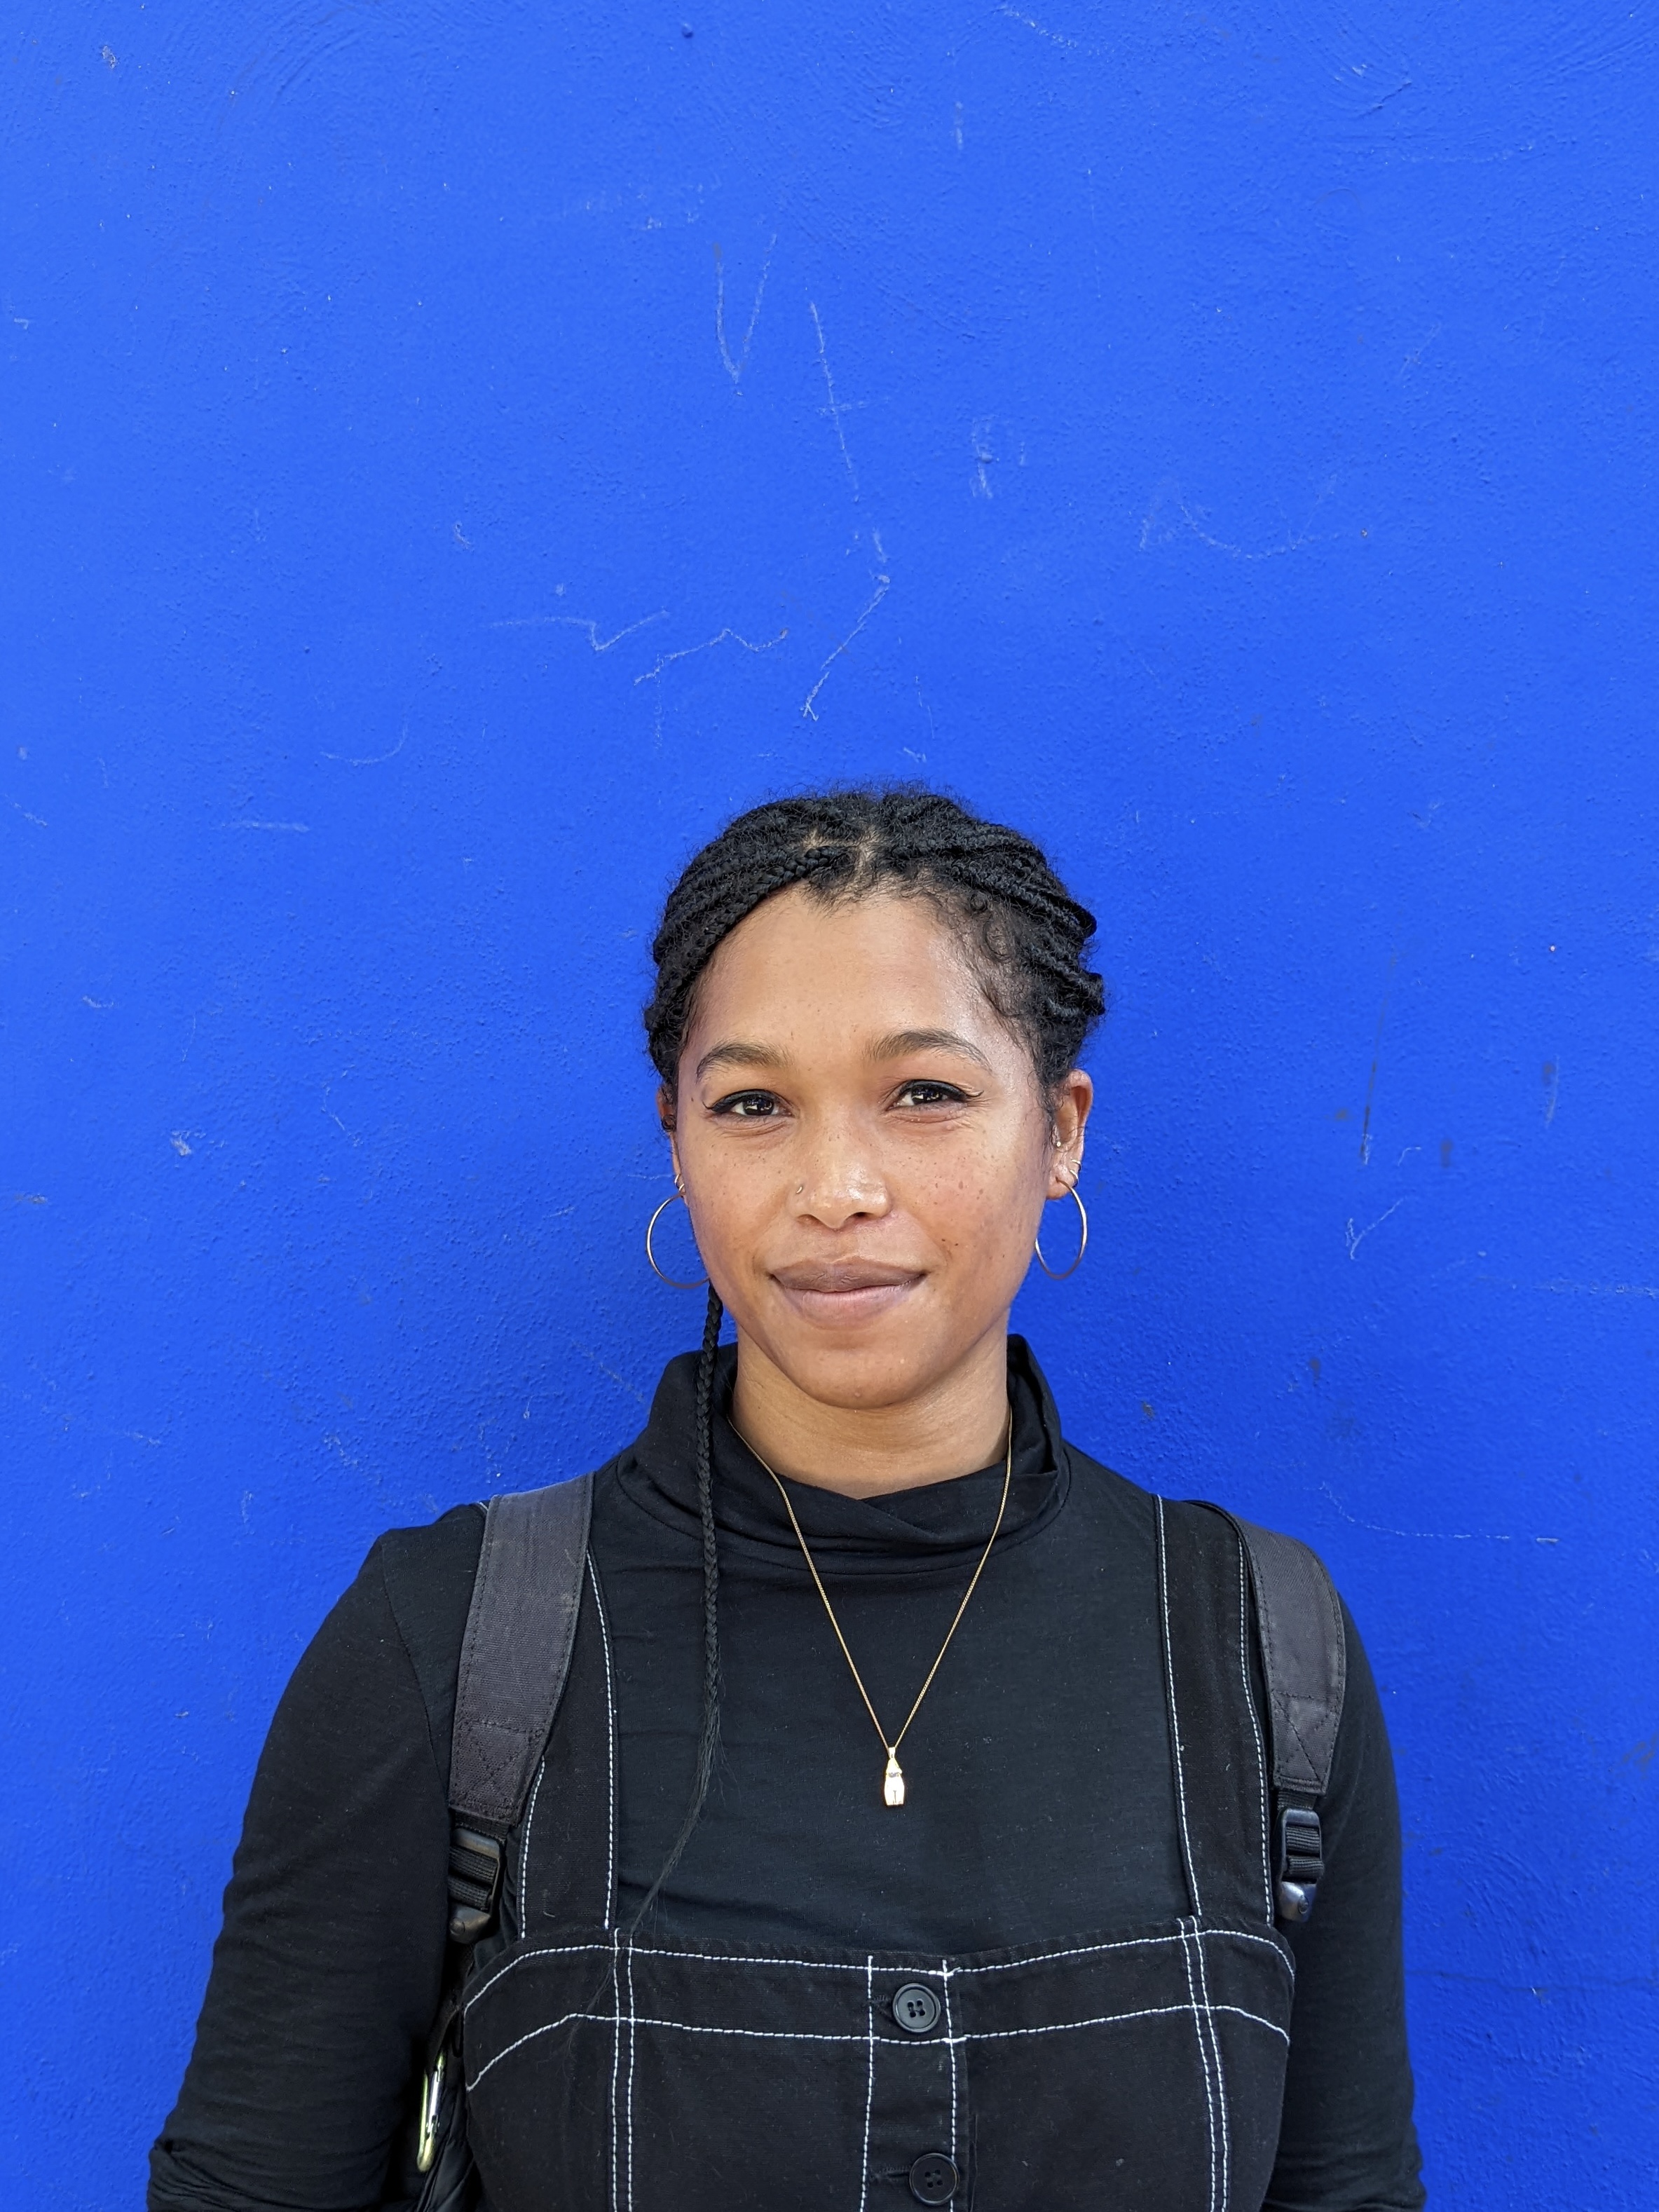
[669,887,1056,1407]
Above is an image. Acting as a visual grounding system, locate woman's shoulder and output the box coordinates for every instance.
[370,1501,487,1750]
[362,1473,617,1782]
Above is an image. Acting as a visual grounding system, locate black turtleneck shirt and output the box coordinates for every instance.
[149,1341,1424,2211]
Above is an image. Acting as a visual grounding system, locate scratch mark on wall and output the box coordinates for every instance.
[322,1088,362,1146]
[1358,950,1398,1164]
[489,610,669,651]
[10,798,48,826]
[573,1341,648,1407]
[633,627,788,688]
[1321,1482,1555,1545]
[323,727,407,767]
[1360,78,1413,116]
[170,1133,196,1156]
[810,301,861,502]
[220,819,310,832]
[1139,479,1335,561]
[634,625,788,742]
[714,234,777,386]
[13,1193,48,1205]
[1399,321,1442,379]
[1477,1276,1659,1299]
[1345,1195,1409,1258]
[802,573,891,721]
[914,676,936,748]
[1542,1058,1560,1124]
[995,4,1097,53]
[971,416,997,498]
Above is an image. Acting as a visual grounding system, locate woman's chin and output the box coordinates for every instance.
[743,1313,987,1415]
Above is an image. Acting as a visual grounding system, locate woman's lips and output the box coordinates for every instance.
[770,1260,924,1327]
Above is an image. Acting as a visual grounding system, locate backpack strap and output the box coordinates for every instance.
[1201,1506,1347,1927]
[445,1473,594,1944]
[414,1475,595,2185]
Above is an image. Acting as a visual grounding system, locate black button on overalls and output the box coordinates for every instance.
[460,1500,1295,2210]
[908,2150,960,2203]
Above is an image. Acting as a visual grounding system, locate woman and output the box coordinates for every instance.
[150,788,1424,2211]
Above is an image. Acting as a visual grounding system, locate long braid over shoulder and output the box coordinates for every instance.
[633,786,1105,1923]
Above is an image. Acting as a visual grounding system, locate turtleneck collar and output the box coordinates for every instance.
[613,1334,1070,1573]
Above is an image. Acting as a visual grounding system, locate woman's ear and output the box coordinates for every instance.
[659,1086,685,1187]
[1048,1069,1093,1194]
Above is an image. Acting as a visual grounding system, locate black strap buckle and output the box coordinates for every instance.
[1275,1803,1324,1925]
[446,1825,504,1944]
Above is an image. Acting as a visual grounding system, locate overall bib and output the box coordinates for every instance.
[456,1499,1297,2212]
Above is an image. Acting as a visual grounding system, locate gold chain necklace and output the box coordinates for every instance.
[740,1416,1014,1808]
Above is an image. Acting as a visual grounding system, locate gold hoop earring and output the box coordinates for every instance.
[1035,1180,1088,1280]
[646,1187,708,1288]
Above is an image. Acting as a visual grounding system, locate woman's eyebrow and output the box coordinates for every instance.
[868,1028,991,1069]
[695,1039,788,1080]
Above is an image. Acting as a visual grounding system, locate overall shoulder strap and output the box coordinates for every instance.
[444,1473,594,1943]
[1199,1506,1347,1925]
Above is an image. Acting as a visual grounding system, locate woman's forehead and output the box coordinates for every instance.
[683,886,1006,1055]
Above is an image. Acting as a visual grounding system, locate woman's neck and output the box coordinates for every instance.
[728,1325,1013,1498]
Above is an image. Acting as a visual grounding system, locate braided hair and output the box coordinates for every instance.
[633,786,1105,1922]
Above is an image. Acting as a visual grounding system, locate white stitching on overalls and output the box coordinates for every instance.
[467,2007,598,2091]
[464,1939,613,2015]
[1191,1916,1231,2212]
[1237,1540,1273,1925]
[519,1756,547,1925]
[467,1998,1291,2087]
[952,1928,1292,1980]
[624,1939,638,2212]
[859,1957,875,2212]
[1178,1921,1220,2212]
[941,1961,958,2166]
[608,1927,621,2212]
[464,1925,1295,2014]
[960,2002,1288,2047]
[1156,1498,1204,1918]
[587,1554,618,1928]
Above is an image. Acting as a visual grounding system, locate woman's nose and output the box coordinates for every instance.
[790,1131,892,1228]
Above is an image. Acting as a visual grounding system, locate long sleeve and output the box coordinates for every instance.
[1264,1602,1426,2210]
[148,1511,479,2212]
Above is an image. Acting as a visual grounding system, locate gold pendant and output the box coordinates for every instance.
[883,1751,906,1807]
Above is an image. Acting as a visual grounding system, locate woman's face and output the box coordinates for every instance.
[668,885,1091,1414]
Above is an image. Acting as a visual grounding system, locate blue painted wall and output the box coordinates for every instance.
[4,4,1655,2204]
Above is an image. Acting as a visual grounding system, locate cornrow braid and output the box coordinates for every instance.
[634,786,1105,1913]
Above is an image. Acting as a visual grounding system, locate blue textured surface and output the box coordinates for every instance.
[4,5,1656,2204]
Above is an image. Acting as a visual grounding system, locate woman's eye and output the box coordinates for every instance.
[711,1090,780,1119]
[894,1080,968,1109]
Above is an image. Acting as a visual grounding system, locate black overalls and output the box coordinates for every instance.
[457,1499,1294,2212]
